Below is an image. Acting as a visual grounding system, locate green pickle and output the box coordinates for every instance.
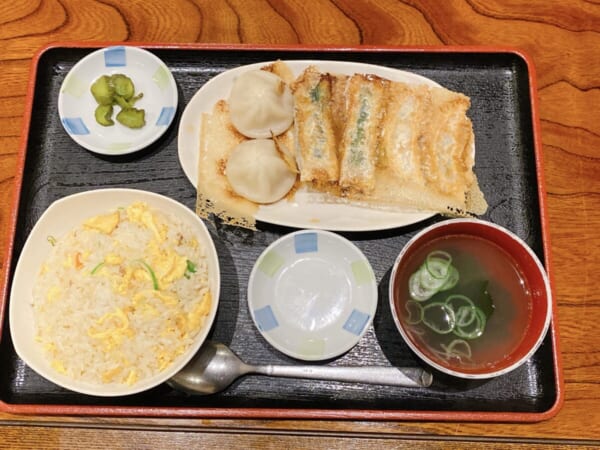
[90,75,115,106]
[110,74,135,100]
[116,108,146,129]
[114,92,143,109]
[90,73,145,129]
[94,104,114,126]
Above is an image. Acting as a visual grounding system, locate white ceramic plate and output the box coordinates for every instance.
[58,46,178,155]
[177,60,439,232]
[248,230,377,361]
[9,189,220,396]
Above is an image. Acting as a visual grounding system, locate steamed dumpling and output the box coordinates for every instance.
[226,139,297,204]
[228,70,294,138]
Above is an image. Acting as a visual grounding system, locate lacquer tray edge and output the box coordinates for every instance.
[520,44,564,421]
[0,38,46,397]
[0,42,563,422]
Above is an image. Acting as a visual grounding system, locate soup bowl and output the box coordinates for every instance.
[389,218,552,379]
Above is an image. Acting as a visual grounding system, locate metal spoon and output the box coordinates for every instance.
[168,341,432,395]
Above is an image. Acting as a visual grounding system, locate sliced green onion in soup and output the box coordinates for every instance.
[424,251,452,279]
[405,251,494,344]
[404,300,424,325]
[439,265,459,291]
[445,294,475,312]
[408,251,459,301]
[429,347,453,362]
[453,307,486,339]
[409,271,437,301]
[418,264,448,291]
[455,304,478,327]
[441,339,472,359]
[422,302,456,334]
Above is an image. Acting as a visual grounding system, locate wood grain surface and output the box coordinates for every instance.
[1,0,599,448]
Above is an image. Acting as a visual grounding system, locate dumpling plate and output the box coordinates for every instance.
[178,60,441,231]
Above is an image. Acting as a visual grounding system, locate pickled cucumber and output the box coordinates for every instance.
[114,92,143,109]
[90,75,115,106]
[90,74,145,128]
[116,108,145,129]
[94,104,114,126]
[110,74,135,100]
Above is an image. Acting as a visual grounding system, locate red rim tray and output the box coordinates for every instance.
[0,43,563,421]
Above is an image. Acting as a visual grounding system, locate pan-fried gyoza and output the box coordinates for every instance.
[196,62,487,229]
[338,73,389,196]
[333,73,486,215]
[291,66,339,188]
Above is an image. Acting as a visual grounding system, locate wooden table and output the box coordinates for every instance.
[1,1,598,448]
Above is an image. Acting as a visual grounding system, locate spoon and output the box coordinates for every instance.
[168,341,433,395]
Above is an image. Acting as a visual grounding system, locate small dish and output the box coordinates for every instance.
[9,188,220,396]
[389,218,552,379]
[58,46,178,155]
[248,230,378,361]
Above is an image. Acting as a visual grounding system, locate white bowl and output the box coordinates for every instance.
[248,230,378,361]
[58,46,178,155]
[9,189,220,396]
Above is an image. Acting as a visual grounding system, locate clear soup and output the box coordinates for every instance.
[395,234,532,372]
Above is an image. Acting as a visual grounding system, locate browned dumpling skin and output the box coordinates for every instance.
[291,66,339,188]
[338,74,389,196]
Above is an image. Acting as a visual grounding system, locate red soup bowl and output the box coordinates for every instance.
[389,218,552,379]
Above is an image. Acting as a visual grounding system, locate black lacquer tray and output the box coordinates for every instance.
[0,44,562,421]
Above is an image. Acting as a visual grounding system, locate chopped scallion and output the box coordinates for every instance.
[422,302,456,334]
[137,260,159,290]
[184,259,197,280]
[90,262,105,275]
[404,251,494,343]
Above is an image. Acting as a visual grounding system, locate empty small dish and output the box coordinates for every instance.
[58,46,178,155]
[248,230,378,361]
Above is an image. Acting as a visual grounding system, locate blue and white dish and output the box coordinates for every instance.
[248,230,378,361]
[58,46,178,155]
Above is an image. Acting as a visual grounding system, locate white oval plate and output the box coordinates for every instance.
[59,46,178,155]
[248,230,377,361]
[178,60,440,232]
[9,189,220,396]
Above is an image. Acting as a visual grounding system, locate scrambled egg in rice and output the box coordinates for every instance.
[32,202,212,386]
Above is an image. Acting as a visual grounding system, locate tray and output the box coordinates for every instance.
[0,43,563,421]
